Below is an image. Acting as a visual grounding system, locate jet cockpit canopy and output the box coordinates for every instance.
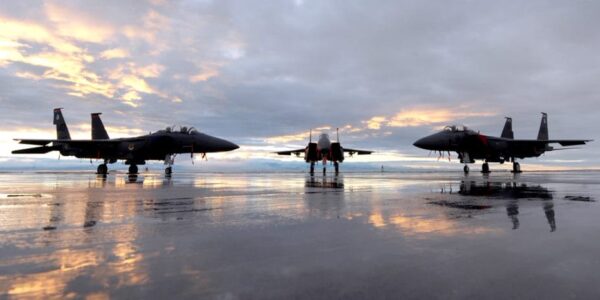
[161,126,200,134]
[443,125,470,132]
[319,133,330,140]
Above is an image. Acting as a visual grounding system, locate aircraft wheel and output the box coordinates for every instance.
[97,164,108,175]
[128,164,138,175]
[323,167,326,175]
[481,162,490,173]
[463,165,469,174]
[165,167,172,176]
[512,162,522,173]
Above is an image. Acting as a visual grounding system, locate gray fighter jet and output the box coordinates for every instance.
[413,113,592,173]
[13,108,239,175]
[276,128,372,175]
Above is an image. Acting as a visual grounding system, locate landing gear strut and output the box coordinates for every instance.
[165,154,175,176]
[512,162,522,173]
[481,162,490,174]
[97,163,108,175]
[309,162,315,175]
[463,165,469,174]
[334,162,339,175]
[128,164,138,174]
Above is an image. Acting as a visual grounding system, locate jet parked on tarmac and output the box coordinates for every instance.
[413,113,592,173]
[13,108,239,175]
[276,128,373,175]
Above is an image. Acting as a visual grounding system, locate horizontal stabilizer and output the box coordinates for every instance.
[14,139,54,146]
[276,149,305,156]
[343,148,373,155]
[507,139,592,149]
[557,140,591,146]
[12,146,58,154]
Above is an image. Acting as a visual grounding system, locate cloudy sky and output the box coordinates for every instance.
[0,0,598,171]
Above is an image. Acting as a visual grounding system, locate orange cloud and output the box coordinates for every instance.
[100,48,130,60]
[44,2,115,43]
[387,107,495,127]
[361,106,496,130]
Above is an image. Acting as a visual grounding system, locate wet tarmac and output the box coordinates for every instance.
[1,171,600,299]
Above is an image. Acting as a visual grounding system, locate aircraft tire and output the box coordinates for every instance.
[97,164,108,175]
[463,165,469,174]
[128,164,138,175]
[512,162,522,173]
[481,163,490,173]
[165,167,172,176]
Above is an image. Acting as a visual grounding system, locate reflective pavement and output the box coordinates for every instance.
[0,171,599,299]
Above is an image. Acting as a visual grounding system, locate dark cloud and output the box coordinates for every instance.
[1,0,598,168]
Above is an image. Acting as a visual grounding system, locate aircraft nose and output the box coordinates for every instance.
[413,136,436,150]
[219,139,239,151]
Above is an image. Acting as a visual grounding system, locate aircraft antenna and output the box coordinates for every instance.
[336,128,339,142]
[309,129,312,143]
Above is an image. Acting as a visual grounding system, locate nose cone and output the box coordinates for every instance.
[222,139,239,151]
[195,133,239,152]
[212,137,238,152]
[413,135,437,150]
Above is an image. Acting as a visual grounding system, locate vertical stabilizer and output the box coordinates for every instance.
[501,117,514,139]
[53,108,71,140]
[537,112,549,140]
[91,113,110,140]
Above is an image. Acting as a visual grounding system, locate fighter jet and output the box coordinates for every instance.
[12,108,239,175]
[276,128,373,175]
[413,113,592,173]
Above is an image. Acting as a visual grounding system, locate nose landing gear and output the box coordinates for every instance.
[164,154,175,176]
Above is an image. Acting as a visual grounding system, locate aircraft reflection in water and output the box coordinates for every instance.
[435,180,556,232]
[304,175,345,218]
[305,175,345,189]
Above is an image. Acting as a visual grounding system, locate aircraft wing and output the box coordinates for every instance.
[14,138,144,145]
[275,149,305,156]
[343,148,373,155]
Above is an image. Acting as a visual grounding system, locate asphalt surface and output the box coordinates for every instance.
[1,171,599,299]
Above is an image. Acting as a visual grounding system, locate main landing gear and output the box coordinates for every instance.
[128,164,138,175]
[165,166,172,176]
[334,162,339,175]
[463,165,470,174]
[97,163,108,175]
[481,162,490,174]
[310,162,315,175]
[512,162,522,173]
